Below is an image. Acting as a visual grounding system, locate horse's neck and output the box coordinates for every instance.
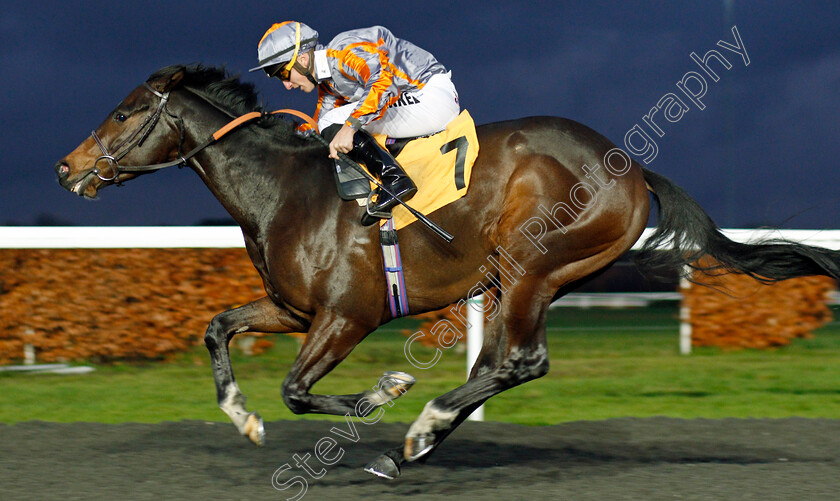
[187,121,331,235]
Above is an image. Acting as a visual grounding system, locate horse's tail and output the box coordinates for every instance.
[635,167,840,282]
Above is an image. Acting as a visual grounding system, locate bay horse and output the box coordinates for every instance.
[55,65,840,478]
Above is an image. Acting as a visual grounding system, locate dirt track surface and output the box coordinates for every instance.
[2,418,839,500]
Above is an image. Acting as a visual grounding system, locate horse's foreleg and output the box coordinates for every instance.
[281,309,415,417]
[204,296,306,446]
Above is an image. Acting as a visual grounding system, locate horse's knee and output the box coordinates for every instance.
[204,311,245,349]
[281,381,308,415]
[203,315,226,349]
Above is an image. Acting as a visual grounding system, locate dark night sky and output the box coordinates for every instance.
[2,1,839,228]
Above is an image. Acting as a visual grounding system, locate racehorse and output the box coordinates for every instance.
[55,65,840,478]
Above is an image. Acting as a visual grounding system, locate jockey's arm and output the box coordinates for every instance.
[328,124,355,159]
[315,88,353,158]
[328,44,399,159]
[314,89,338,127]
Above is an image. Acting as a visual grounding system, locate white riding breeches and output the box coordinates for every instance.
[317,72,460,138]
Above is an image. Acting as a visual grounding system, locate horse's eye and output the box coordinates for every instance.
[114,112,128,122]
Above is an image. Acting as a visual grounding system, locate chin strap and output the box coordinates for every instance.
[293,52,319,85]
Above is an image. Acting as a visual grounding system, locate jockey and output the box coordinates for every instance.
[250,21,460,224]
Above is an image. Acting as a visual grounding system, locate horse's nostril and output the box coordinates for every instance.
[57,162,70,177]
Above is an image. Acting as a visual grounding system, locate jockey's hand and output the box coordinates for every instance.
[328,124,356,160]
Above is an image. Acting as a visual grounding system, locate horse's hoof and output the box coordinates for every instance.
[404,433,435,462]
[381,371,416,399]
[367,371,416,407]
[364,454,401,479]
[244,412,265,446]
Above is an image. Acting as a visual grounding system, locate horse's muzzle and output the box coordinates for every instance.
[55,160,70,177]
[55,160,97,197]
[55,161,72,188]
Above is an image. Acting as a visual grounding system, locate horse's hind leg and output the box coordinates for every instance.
[365,277,551,479]
[204,296,306,445]
[403,275,553,462]
[364,314,506,479]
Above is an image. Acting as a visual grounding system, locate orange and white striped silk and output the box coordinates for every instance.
[311,26,449,131]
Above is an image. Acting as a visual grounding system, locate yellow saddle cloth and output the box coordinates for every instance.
[373,110,479,230]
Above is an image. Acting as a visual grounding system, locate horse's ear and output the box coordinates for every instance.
[149,67,185,93]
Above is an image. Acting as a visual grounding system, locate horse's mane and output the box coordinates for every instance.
[147,64,302,140]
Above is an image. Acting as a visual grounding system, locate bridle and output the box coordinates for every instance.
[84,78,451,241]
[88,82,318,184]
[90,83,187,183]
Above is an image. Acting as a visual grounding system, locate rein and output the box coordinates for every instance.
[90,83,318,181]
[90,82,451,242]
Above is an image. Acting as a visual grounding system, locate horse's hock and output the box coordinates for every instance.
[683,258,837,349]
[0,248,281,364]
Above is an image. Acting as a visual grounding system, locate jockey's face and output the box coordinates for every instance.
[282,53,316,93]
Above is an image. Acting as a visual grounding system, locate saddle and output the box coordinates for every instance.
[333,109,480,230]
[329,111,480,318]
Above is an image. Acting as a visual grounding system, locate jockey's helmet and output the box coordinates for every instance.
[249,21,319,76]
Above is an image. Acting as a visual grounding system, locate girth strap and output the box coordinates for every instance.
[380,219,409,318]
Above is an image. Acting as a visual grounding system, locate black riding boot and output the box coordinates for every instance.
[350,130,417,224]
